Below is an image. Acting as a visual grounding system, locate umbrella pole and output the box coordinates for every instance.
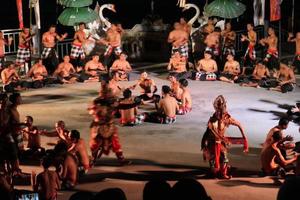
[292,0,295,32]
[279,20,282,58]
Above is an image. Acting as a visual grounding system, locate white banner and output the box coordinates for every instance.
[30,0,41,29]
[253,0,265,26]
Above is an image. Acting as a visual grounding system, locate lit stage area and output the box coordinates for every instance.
[17,65,300,200]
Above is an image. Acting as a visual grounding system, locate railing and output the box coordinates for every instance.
[56,38,73,59]
[2,29,22,55]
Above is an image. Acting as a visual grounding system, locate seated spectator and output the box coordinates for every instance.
[171,178,212,200]
[219,53,240,83]
[26,58,49,88]
[177,78,192,115]
[68,130,90,173]
[195,51,218,81]
[130,72,160,104]
[32,155,61,200]
[145,86,178,124]
[118,89,145,126]
[53,55,78,84]
[93,188,127,200]
[277,176,300,200]
[110,53,132,81]
[260,131,298,176]
[79,55,107,82]
[143,179,171,200]
[167,51,190,80]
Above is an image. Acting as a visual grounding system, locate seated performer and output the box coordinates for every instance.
[130,72,160,104]
[43,120,71,145]
[201,95,248,179]
[261,131,298,175]
[26,58,48,88]
[168,22,189,59]
[168,73,183,102]
[68,130,90,173]
[88,97,131,165]
[269,61,296,93]
[219,53,240,83]
[240,60,270,88]
[145,86,179,124]
[287,32,300,73]
[79,55,107,82]
[195,51,218,81]
[259,27,279,72]
[1,62,25,92]
[53,55,77,84]
[110,53,132,81]
[177,79,192,115]
[241,23,257,74]
[107,72,124,97]
[118,89,145,126]
[167,51,189,80]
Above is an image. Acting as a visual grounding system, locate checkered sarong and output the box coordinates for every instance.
[70,44,85,59]
[205,46,220,57]
[172,43,189,58]
[195,72,217,81]
[164,116,176,124]
[104,45,122,57]
[223,46,235,56]
[16,47,30,64]
[41,47,56,59]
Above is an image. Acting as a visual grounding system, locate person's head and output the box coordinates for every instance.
[141,71,148,79]
[162,85,171,95]
[226,53,234,61]
[111,71,118,81]
[172,178,212,200]
[70,129,80,143]
[272,131,282,142]
[9,93,21,106]
[174,22,181,30]
[204,51,212,59]
[55,120,65,129]
[119,53,127,61]
[268,27,275,36]
[49,25,56,33]
[23,28,29,34]
[214,27,221,33]
[93,188,127,200]
[41,155,52,169]
[277,177,300,200]
[207,18,214,25]
[173,51,181,58]
[247,23,254,31]
[179,78,188,88]
[6,61,15,69]
[110,24,118,31]
[123,89,132,99]
[143,179,171,200]
[225,22,232,30]
[63,55,70,63]
[278,117,289,129]
[79,22,86,30]
[25,116,33,126]
[92,55,99,62]
[256,60,266,68]
[296,32,300,39]
[168,73,177,82]
[179,17,187,24]
[0,31,3,38]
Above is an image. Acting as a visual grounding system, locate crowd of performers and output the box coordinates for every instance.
[0,18,299,199]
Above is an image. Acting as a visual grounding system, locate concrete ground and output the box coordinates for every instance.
[14,64,300,200]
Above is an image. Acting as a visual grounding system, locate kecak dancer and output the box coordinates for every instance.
[288,32,300,73]
[41,25,68,74]
[241,23,257,74]
[259,27,279,73]
[168,22,189,59]
[221,22,236,57]
[201,95,248,179]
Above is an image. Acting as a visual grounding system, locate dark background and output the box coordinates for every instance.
[0,0,299,33]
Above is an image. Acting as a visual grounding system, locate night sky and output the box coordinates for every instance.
[0,0,299,33]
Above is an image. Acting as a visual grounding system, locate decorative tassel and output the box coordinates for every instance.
[177,0,186,8]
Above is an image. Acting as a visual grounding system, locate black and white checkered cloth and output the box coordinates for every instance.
[41,47,56,59]
[223,46,235,56]
[172,44,189,58]
[104,45,122,57]
[16,47,30,64]
[70,45,85,59]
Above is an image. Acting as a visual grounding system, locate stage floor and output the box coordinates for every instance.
[17,66,300,200]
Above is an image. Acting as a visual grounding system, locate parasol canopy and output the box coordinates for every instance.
[58,7,98,26]
[204,0,246,19]
[58,0,93,8]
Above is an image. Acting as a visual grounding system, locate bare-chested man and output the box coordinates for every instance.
[177,78,192,115]
[167,51,187,74]
[68,130,90,173]
[99,24,122,57]
[22,116,42,152]
[16,28,34,69]
[43,120,71,146]
[168,73,183,102]
[269,61,296,93]
[110,53,132,81]
[288,32,300,73]
[0,31,13,70]
[54,55,77,84]
[118,89,145,126]
[146,85,179,124]
[203,19,215,34]
[241,23,257,73]
[168,22,189,58]
[261,131,298,175]
[204,27,221,57]
[219,53,240,83]
[130,72,159,103]
[179,17,191,35]
[1,62,23,92]
[107,72,124,97]
[42,25,67,73]
[32,156,61,200]
[240,61,270,88]
[221,22,236,56]
[259,27,279,72]
[196,51,218,81]
[70,22,89,69]
[80,55,106,82]
[26,58,48,88]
